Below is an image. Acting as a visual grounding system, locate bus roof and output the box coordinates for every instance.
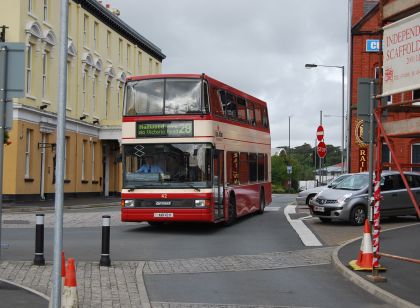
[126,74,268,107]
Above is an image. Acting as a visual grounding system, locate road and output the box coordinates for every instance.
[0,194,392,307]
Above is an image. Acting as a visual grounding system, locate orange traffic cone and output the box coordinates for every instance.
[62,258,79,308]
[61,251,66,287]
[349,220,385,271]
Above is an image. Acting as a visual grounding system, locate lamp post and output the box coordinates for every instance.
[288,115,291,193]
[305,63,345,174]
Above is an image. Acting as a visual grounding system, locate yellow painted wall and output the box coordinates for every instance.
[0,0,163,198]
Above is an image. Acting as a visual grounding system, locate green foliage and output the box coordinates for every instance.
[271,143,341,193]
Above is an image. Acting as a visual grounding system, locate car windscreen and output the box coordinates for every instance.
[328,174,352,187]
[333,174,369,191]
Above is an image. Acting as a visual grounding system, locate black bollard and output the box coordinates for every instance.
[100,215,111,266]
[33,214,45,266]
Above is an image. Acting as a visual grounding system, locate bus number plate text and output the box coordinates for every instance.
[153,213,174,218]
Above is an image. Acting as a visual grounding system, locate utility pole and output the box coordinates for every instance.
[51,1,69,307]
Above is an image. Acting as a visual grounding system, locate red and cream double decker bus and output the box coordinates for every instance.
[121,74,271,225]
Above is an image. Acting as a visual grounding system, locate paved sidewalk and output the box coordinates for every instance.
[0,247,334,308]
[333,223,420,308]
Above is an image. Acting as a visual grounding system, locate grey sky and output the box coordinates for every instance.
[110,0,349,149]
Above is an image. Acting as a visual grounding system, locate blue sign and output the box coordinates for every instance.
[366,39,381,52]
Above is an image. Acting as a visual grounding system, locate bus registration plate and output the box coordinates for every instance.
[154,213,174,218]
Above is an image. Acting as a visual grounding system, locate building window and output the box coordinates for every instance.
[106,31,111,56]
[137,51,142,74]
[93,22,98,49]
[26,45,32,94]
[118,83,123,115]
[43,0,48,21]
[64,137,69,179]
[66,62,71,109]
[91,142,95,180]
[126,44,131,67]
[83,15,89,46]
[148,58,152,74]
[42,51,48,99]
[119,39,123,63]
[28,0,32,12]
[82,71,87,112]
[155,62,159,74]
[413,89,420,106]
[412,144,420,172]
[105,80,110,117]
[81,140,86,180]
[382,143,391,170]
[25,129,32,178]
[92,76,96,113]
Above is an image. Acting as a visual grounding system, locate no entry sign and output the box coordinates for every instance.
[317,141,327,158]
[316,125,324,141]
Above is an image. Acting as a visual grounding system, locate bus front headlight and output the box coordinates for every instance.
[124,200,135,208]
[195,200,210,208]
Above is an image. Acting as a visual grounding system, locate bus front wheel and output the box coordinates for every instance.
[224,196,237,226]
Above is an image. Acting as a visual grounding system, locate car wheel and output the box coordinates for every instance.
[306,194,316,205]
[224,196,237,226]
[319,217,331,223]
[258,190,265,214]
[350,205,366,226]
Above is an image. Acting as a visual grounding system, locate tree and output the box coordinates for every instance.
[271,142,342,192]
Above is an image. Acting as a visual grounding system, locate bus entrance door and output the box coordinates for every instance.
[213,150,225,221]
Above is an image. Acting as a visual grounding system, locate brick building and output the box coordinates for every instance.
[349,0,420,173]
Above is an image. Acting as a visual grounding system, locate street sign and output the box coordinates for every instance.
[287,165,292,174]
[366,39,381,52]
[316,125,324,141]
[317,141,327,158]
[0,43,25,100]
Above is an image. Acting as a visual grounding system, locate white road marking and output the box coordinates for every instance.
[265,206,282,212]
[284,205,322,247]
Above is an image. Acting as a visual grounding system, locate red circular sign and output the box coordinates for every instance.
[316,125,324,141]
[317,141,327,158]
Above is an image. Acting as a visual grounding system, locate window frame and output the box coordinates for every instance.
[25,129,32,179]
[43,0,48,21]
[26,45,32,94]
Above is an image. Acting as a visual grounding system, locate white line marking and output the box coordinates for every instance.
[265,206,281,212]
[284,205,322,247]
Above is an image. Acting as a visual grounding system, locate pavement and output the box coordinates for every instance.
[0,195,419,307]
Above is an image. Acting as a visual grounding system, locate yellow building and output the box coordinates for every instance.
[0,0,165,200]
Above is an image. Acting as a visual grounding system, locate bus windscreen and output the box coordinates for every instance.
[125,78,205,116]
[123,143,212,189]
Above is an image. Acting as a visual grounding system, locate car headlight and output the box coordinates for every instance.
[337,193,352,204]
[124,200,135,208]
[195,200,210,208]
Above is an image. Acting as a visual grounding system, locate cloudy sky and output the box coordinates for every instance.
[111,0,350,149]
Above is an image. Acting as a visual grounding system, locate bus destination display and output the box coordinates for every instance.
[136,121,193,138]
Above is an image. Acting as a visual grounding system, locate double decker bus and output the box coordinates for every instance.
[121,74,271,225]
